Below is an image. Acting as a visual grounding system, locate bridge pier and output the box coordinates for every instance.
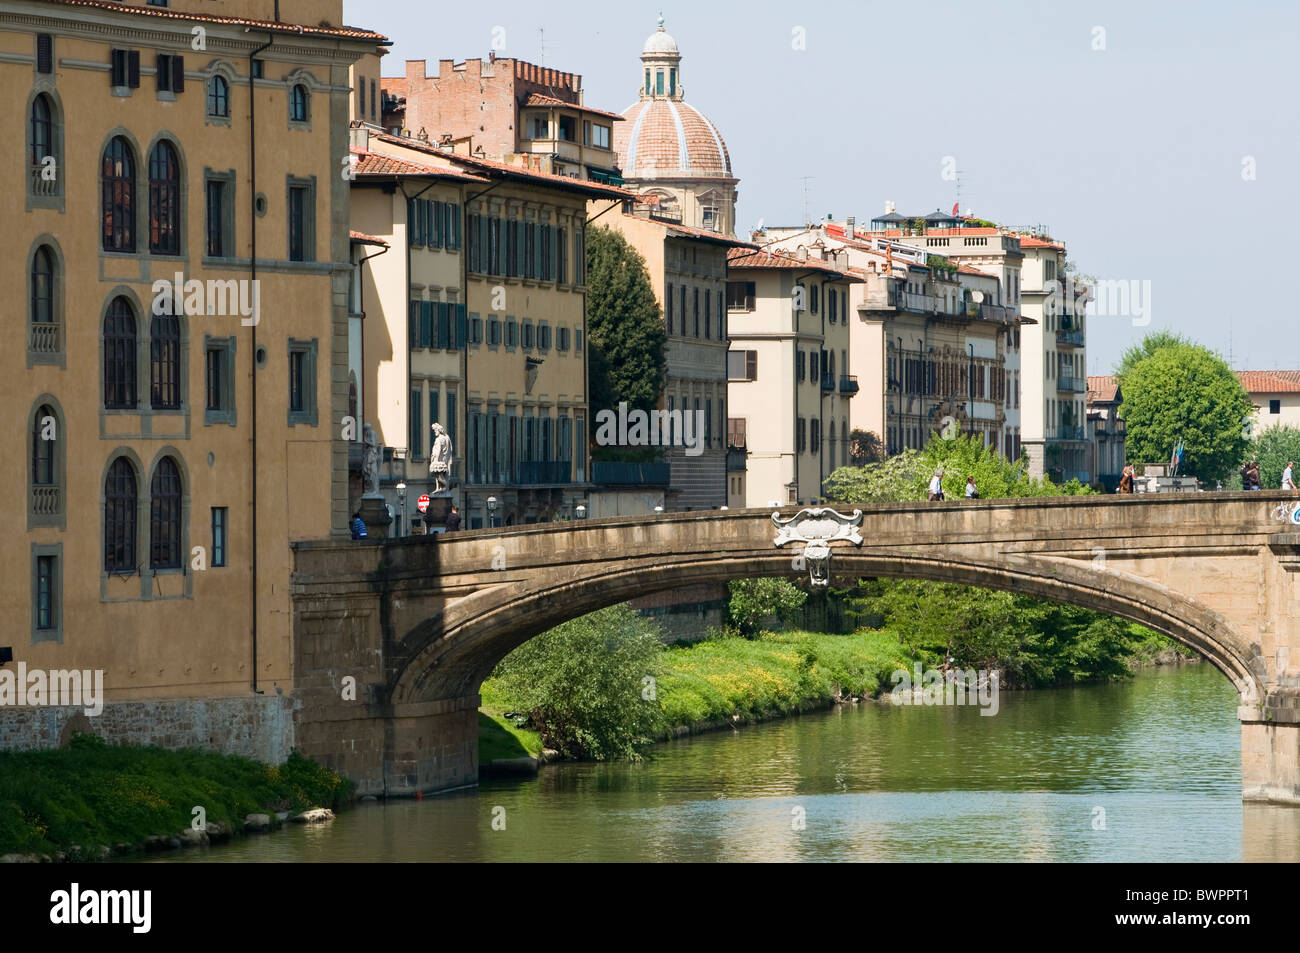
[1241,693,1300,805]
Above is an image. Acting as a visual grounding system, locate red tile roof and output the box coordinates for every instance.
[1019,236,1065,250]
[349,230,390,247]
[957,264,996,277]
[350,149,487,181]
[1087,375,1120,402]
[433,150,635,200]
[727,247,859,280]
[523,93,625,121]
[660,220,758,248]
[1237,370,1300,394]
[38,0,387,41]
[616,99,733,179]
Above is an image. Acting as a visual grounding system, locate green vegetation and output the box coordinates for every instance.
[726,578,807,636]
[584,226,668,424]
[478,681,543,761]
[489,605,663,761]
[1115,328,1193,383]
[1241,425,1300,489]
[1120,342,1251,482]
[0,736,351,856]
[824,433,1090,503]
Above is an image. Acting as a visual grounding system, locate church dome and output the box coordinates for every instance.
[643,25,679,55]
[615,98,732,179]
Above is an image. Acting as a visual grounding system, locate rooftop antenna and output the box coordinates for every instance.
[799,176,815,228]
[1226,329,1235,369]
[538,27,555,67]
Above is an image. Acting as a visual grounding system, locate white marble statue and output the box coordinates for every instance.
[429,422,453,493]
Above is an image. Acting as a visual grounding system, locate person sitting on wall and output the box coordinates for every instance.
[350,512,367,539]
[1118,464,1134,494]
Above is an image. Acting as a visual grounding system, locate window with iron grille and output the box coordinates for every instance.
[104,296,137,408]
[104,457,137,572]
[149,457,182,570]
[102,137,136,252]
[150,313,180,409]
[148,141,180,255]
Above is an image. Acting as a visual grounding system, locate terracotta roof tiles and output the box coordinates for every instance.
[38,0,386,41]
[1237,370,1300,394]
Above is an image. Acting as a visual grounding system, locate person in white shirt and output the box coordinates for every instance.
[928,470,944,502]
[965,476,979,499]
[1283,461,1296,491]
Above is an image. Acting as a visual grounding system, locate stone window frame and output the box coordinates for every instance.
[203,334,237,427]
[286,174,317,263]
[203,60,237,128]
[28,394,67,532]
[286,68,320,132]
[27,234,66,368]
[31,542,63,645]
[98,287,192,440]
[287,337,319,427]
[202,168,236,262]
[26,82,65,212]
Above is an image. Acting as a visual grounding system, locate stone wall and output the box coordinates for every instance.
[0,695,296,763]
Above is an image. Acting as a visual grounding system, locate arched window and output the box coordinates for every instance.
[30,94,52,167]
[104,457,137,573]
[207,75,229,117]
[32,405,55,486]
[102,136,135,252]
[150,457,182,570]
[30,245,57,353]
[150,313,181,410]
[290,84,309,122]
[148,141,180,255]
[104,296,137,409]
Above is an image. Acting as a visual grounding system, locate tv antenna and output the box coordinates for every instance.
[799,176,815,228]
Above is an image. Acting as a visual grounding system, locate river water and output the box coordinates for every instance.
[152,665,1300,862]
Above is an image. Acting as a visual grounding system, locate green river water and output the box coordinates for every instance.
[151,664,1300,862]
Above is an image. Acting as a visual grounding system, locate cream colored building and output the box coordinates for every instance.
[614,18,739,236]
[3,0,380,746]
[348,130,631,529]
[726,248,858,507]
[597,202,755,510]
[1238,371,1300,435]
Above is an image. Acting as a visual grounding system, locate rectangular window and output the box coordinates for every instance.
[211,507,227,567]
[694,287,700,336]
[409,197,425,247]
[1271,400,1282,414]
[728,349,758,381]
[470,315,482,345]
[36,554,55,631]
[506,318,518,349]
[656,71,664,95]
[718,291,725,338]
[727,281,756,311]
[558,115,575,141]
[205,179,229,257]
[557,227,567,284]
[36,34,52,75]
[411,388,423,458]
[156,53,185,93]
[251,60,263,79]
[575,227,585,284]
[110,49,140,89]
[287,338,318,426]
[204,336,235,425]
[287,181,314,262]
[591,124,611,149]
[680,286,687,335]
[666,282,674,330]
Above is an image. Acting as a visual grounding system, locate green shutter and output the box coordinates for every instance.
[420,301,433,348]
[455,303,468,349]
[409,301,420,346]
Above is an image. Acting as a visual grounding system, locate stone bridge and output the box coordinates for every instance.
[290,493,1300,803]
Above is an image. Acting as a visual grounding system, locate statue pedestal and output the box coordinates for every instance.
[421,495,452,532]
[358,495,392,539]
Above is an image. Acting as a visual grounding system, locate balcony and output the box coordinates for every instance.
[726,447,747,472]
[1056,375,1086,394]
[590,461,670,485]
[30,165,58,197]
[821,373,835,392]
[517,461,572,484]
[839,374,859,396]
[1057,329,1084,348]
[31,484,60,517]
[29,322,59,354]
[1054,425,1086,441]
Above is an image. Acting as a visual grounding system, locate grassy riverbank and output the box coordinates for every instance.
[0,734,351,858]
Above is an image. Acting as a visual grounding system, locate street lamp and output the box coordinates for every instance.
[575,504,587,519]
[487,495,498,529]
[653,505,664,514]
[395,481,407,537]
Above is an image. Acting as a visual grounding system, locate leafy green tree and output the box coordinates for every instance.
[490,605,663,761]
[1246,425,1300,489]
[727,578,808,636]
[584,226,667,423]
[1115,329,1193,382]
[848,428,884,466]
[1120,344,1251,482]
[823,433,1090,503]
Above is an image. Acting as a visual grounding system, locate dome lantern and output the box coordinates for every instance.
[640,14,683,101]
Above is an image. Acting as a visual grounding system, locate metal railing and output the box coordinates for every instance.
[1055,425,1086,441]
[1056,375,1086,393]
[1057,329,1084,347]
[30,165,59,197]
[820,373,835,392]
[517,461,572,484]
[839,374,859,395]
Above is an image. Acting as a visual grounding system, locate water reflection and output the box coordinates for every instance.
[148,666,1300,862]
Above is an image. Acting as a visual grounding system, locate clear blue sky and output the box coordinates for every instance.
[345,0,1300,374]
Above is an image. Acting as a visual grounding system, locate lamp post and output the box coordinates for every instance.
[395,481,407,537]
[575,503,587,520]
[487,495,498,529]
[653,505,664,514]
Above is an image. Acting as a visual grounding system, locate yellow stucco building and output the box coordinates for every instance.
[3,0,382,756]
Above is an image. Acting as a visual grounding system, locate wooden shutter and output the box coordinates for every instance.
[127,50,140,88]
[36,35,52,74]
[745,282,755,311]
[173,55,185,93]
[110,49,125,87]
[455,304,467,348]
[408,301,420,347]
[746,350,757,381]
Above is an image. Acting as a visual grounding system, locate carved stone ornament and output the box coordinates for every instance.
[772,507,865,586]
